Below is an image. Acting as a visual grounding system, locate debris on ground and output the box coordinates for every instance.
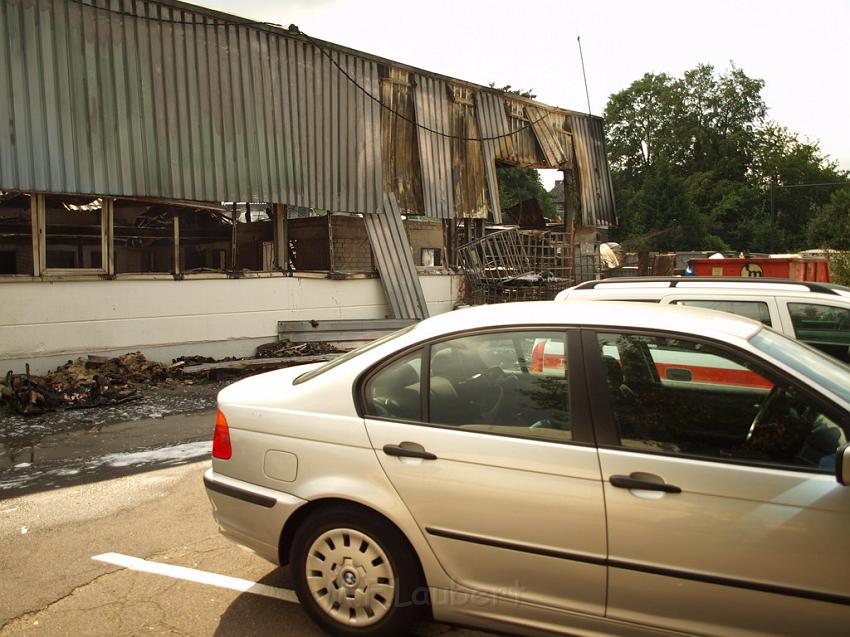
[1,341,344,417]
[0,353,178,416]
[254,339,343,358]
[180,340,345,380]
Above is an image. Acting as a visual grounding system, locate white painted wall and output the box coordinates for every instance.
[0,274,463,374]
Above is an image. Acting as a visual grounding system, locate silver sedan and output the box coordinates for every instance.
[204,301,850,636]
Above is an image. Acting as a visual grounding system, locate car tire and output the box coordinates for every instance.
[290,505,427,637]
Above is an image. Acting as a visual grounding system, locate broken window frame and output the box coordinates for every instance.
[0,192,436,283]
[0,191,35,277]
[32,193,112,277]
[111,199,181,279]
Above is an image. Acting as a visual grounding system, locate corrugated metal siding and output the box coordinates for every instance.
[448,85,487,219]
[527,105,567,167]
[413,75,454,218]
[380,67,424,215]
[474,91,508,223]
[476,91,515,165]
[364,194,429,319]
[0,0,383,212]
[506,99,542,167]
[549,112,575,170]
[0,0,617,229]
[569,115,617,227]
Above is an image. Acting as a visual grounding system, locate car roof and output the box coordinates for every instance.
[567,277,850,296]
[404,300,762,344]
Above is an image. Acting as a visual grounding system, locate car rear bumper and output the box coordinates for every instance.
[203,468,307,565]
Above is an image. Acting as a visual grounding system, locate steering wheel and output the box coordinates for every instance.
[372,397,404,420]
[746,385,783,442]
[473,367,509,423]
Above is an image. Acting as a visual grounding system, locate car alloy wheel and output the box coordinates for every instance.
[291,506,426,637]
[305,527,396,626]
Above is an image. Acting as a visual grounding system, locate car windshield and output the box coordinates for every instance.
[751,328,850,404]
[293,324,417,384]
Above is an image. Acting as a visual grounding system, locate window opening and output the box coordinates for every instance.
[0,192,33,275]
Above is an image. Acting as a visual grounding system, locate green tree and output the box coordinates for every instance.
[497,166,557,220]
[604,64,844,252]
[806,188,850,249]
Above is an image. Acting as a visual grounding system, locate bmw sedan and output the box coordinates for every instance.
[203,301,850,637]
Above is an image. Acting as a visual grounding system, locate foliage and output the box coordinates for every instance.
[806,188,850,250]
[826,251,850,287]
[487,83,554,221]
[497,166,557,220]
[488,83,536,99]
[604,64,847,252]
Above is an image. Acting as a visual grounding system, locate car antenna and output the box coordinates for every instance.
[577,35,592,115]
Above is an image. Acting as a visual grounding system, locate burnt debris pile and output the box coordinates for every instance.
[1,342,346,417]
[0,353,180,416]
[254,340,342,359]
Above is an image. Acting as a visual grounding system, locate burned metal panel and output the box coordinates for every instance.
[448,85,488,220]
[0,1,18,189]
[527,105,568,168]
[569,115,617,228]
[380,67,424,215]
[363,194,429,320]
[0,0,614,231]
[548,111,575,170]
[474,91,509,223]
[476,91,515,164]
[413,75,454,219]
[505,99,544,167]
[0,0,383,213]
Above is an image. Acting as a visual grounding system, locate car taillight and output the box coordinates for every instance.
[212,409,232,459]
[530,342,545,373]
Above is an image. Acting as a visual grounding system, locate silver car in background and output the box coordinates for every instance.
[204,302,850,637]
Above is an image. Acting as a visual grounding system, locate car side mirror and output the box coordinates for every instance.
[836,444,850,486]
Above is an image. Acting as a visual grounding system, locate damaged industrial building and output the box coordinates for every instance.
[0,0,615,374]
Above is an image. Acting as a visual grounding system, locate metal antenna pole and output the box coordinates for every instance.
[577,35,592,115]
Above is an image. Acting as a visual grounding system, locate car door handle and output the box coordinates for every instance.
[609,474,681,493]
[382,444,438,460]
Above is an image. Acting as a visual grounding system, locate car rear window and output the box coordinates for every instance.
[675,299,772,326]
[293,324,417,385]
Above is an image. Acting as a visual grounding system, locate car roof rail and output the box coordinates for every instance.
[572,277,848,296]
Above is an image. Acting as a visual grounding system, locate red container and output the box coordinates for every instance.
[690,257,830,282]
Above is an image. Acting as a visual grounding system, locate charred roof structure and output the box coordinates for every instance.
[0,0,615,228]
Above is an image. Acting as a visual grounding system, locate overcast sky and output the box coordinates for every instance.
[194,0,850,189]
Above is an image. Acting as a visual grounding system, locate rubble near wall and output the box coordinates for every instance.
[1,342,343,417]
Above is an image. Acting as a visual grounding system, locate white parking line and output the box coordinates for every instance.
[92,552,299,604]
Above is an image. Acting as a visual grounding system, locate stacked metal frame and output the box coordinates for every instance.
[458,228,577,304]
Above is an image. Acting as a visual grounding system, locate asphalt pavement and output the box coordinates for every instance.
[1,410,217,497]
[0,460,494,637]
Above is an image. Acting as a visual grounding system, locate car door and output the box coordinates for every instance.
[360,328,607,616]
[586,328,850,636]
